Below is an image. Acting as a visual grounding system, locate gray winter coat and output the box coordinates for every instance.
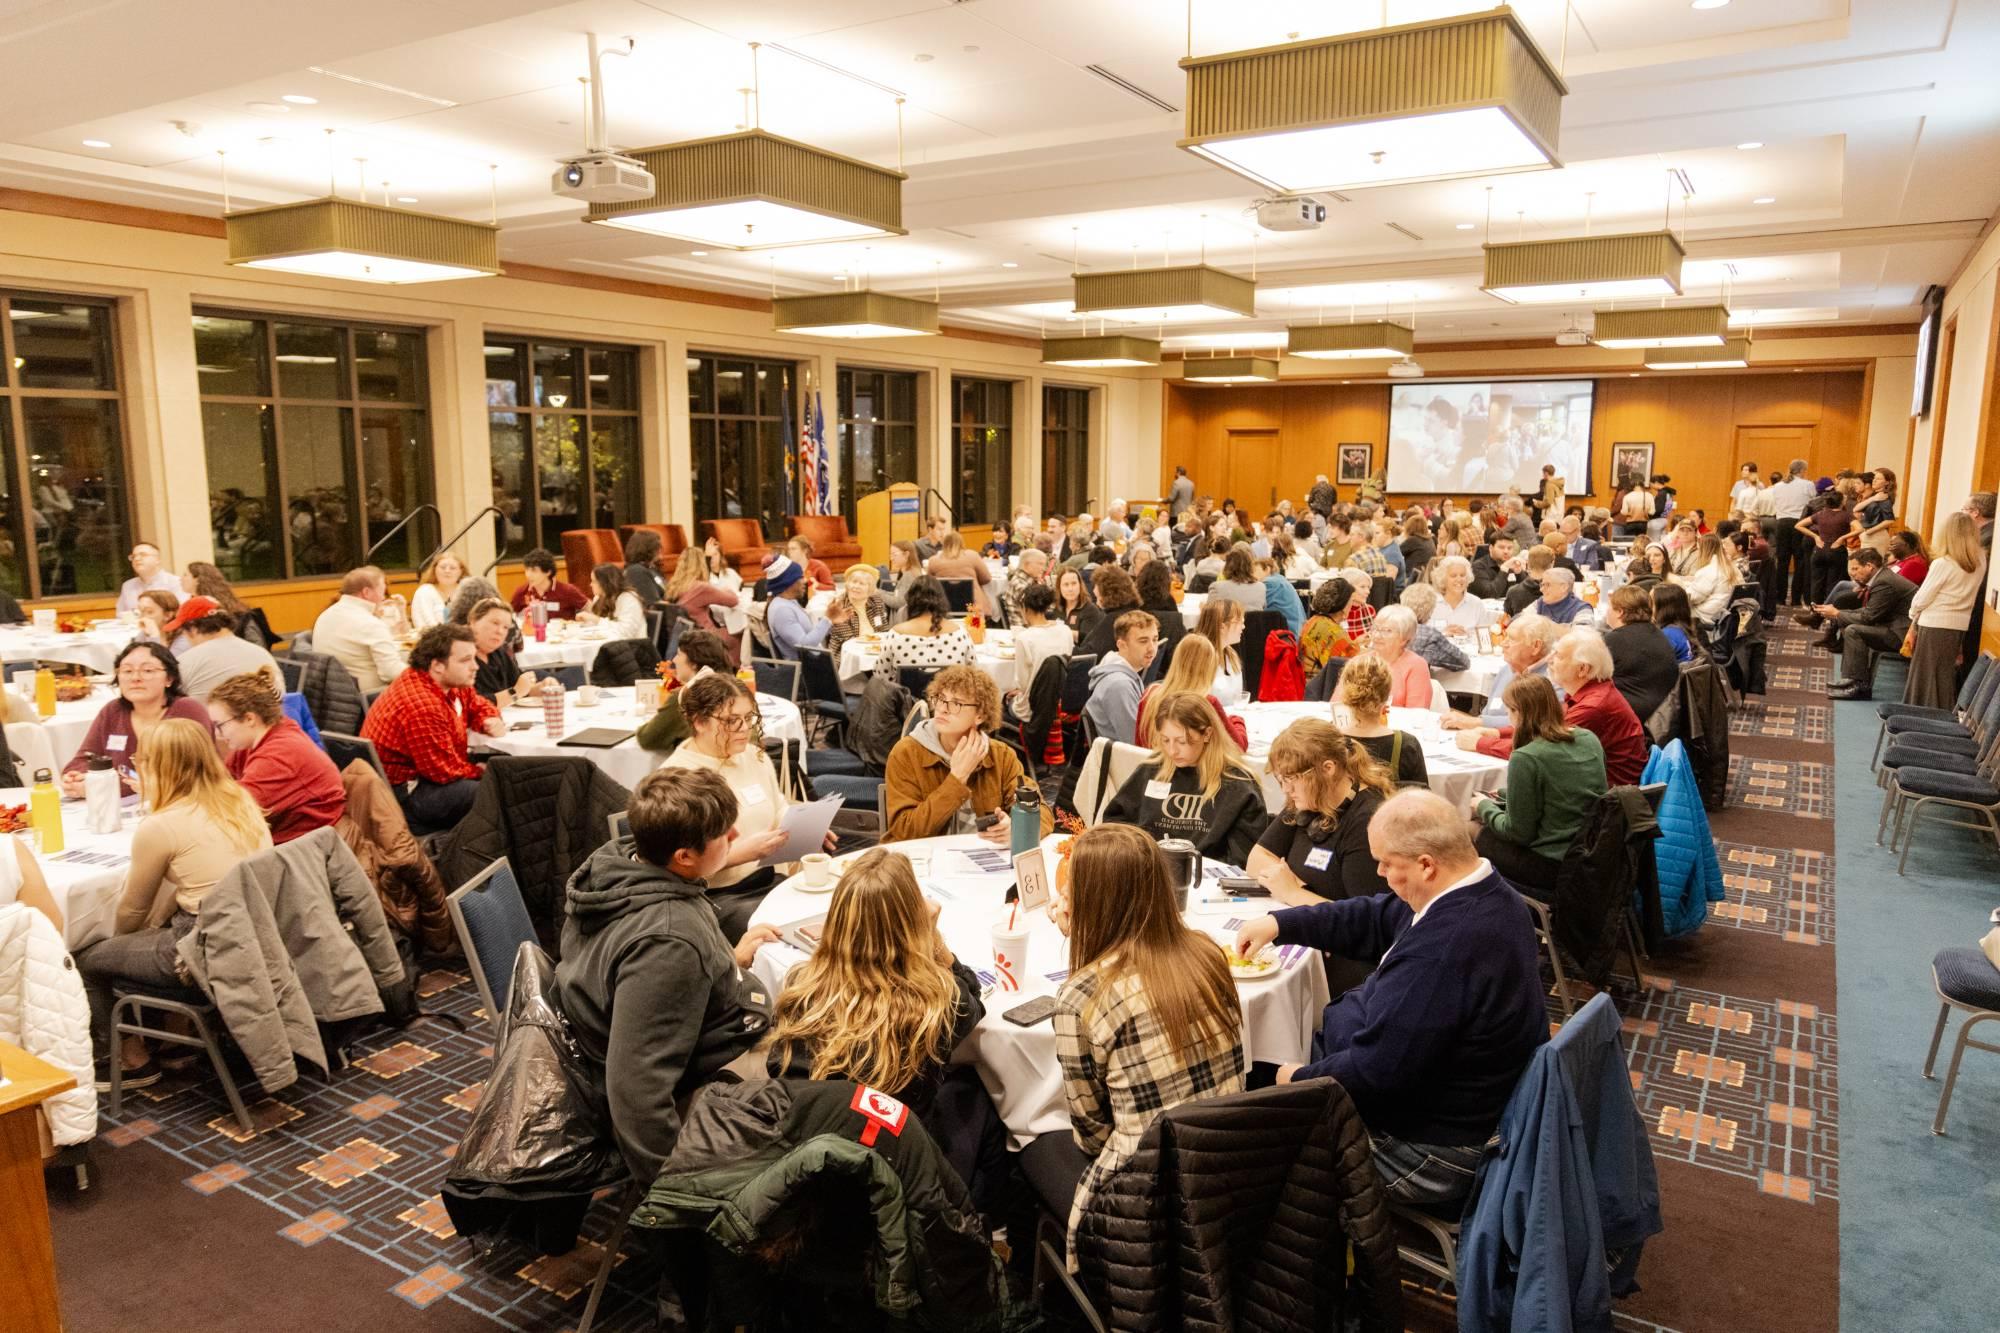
[177,829,403,1092]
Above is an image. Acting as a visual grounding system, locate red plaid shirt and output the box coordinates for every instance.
[361,667,496,786]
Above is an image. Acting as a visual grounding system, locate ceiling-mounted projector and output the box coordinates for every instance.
[1255,195,1327,232]
[553,153,654,203]
[1554,318,1593,347]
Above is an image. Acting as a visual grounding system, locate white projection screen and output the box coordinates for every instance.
[1386,380,1595,494]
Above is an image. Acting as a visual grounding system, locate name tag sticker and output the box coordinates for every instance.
[1144,780,1172,800]
[740,783,768,805]
[107,735,127,752]
[1303,847,1333,871]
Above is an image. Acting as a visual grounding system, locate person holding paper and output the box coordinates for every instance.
[663,674,831,941]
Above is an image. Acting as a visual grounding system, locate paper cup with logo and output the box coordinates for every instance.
[990,922,1030,993]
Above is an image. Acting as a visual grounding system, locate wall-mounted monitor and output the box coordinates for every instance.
[1911,284,1943,418]
[1386,379,1595,494]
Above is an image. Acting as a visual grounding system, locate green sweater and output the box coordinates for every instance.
[1478,730,1606,860]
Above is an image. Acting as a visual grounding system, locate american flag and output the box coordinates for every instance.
[798,388,830,515]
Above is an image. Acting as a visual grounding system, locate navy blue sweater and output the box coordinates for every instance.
[1274,867,1548,1146]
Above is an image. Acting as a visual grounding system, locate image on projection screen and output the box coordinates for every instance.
[1386,380,1595,495]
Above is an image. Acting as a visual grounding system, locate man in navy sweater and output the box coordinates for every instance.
[1236,788,1547,1209]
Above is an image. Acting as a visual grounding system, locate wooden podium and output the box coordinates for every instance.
[856,482,920,568]
[0,1042,75,1333]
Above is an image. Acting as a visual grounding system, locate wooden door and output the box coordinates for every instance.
[1733,425,1816,480]
[1226,429,1282,512]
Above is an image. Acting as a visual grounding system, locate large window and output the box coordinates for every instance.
[951,376,1013,527]
[194,311,435,581]
[688,353,797,538]
[1042,385,1091,519]
[0,293,132,599]
[838,367,918,524]
[484,337,642,560]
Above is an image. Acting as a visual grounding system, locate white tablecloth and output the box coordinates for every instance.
[1435,651,1506,700]
[0,793,141,951]
[474,687,807,790]
[837,628,1020,694]
[1233,701,1508,813]
[747,832,1328,1148]
[0,626,135,675]
[515,625,628,676]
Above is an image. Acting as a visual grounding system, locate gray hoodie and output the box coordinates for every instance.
[1083,652,1145,745]
[552,839,769,1180]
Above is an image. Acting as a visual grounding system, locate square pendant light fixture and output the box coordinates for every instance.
[1179,9,1565,194]
[1483,230,1685,304]
[1042,333,1161,368]
[1592,304,1730,349]
[1181,355,1280,384]
[1073,265,1256,323]
[586,130,905,250]
[225,197,500,284]
[1287,321,1414,360]
[1644,337,1751,370]
[772,291,937,338]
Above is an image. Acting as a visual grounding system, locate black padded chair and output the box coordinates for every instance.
[1237,609,1285,702]
[795,647,849,743]
[937,578,977,614]
[751,656,800,701]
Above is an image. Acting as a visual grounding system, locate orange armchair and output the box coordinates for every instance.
[703,518,772,579]
[619,523,689,576]
[560,529,624,592]
[789,514,863,574]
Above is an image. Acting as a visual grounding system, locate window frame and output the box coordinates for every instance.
[836,365,920,525]
[193,307,436,581]
[950,375,1014,527]
[686,351,798,536]
[482,334,644,559]
[1042,384,1093,520]
[0,289,134,601]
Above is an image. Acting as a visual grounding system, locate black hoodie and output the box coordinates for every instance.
[552,839,769,1181]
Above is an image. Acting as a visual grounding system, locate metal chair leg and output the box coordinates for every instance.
[577,1180,645,1333]
[1877,781,1897,845]
[1522,898,1574,1018]
[1923,1002,1951,1078]
[190,1007,255,1135]
[1934,1022,1975,1135]
[1030,1212,1107,1333]
[1897,798,1928,874]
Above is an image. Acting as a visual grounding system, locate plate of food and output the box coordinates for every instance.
[1225,946,1282,981]
[0,803,30,835]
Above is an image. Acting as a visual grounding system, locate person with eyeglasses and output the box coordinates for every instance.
[663,673,832,941]
[60,640,216,797]
[884,664,1052,844]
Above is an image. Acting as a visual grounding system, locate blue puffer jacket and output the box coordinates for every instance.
[1642,740,1723,937]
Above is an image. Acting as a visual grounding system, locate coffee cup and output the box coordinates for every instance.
[801,852,834,887]
[991,922,1030,992]
[576,685,600,706]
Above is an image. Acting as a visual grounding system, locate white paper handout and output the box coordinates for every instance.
[760,795,844,865]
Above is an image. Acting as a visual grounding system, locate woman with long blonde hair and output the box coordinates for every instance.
[1133,634,1247,750]
[1034,822,1244,1259]
[765,849,981,1117]
[1103,690,1267,864]
[73,718,273,1088]
[1900,511,1990,707]
[1194,596,1247,705]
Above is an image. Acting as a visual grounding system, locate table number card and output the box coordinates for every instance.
[1013,847,1051,912]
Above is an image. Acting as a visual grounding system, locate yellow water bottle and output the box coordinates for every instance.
[29,767,63,854]
[34,667,55,719]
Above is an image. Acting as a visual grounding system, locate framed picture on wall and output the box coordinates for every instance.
[1611,442,1654,490]
[1336,443,1374,485]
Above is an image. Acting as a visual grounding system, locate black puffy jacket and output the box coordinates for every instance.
[1073,1078,1404,1333]
[432,756,630,949]
[1647,661,1730,811]
[1554,786,1661,983]
[588,637,660,686]
[634,1078,1021,1332]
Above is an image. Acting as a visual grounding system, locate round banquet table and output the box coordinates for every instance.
[0,794,142,951]
[514,623,627,676]
[474,686,807,790]
[1232,701,1509,814]
[1434,651,1506,700]
[837,628,1020,694]
[4,679,110,773]
[747,832,1330,1148]
[0,625,137,676]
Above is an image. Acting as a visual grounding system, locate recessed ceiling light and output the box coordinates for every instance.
[1691,0,1729,9]
[396,195,418,204]
[246,101,290,114]
[1455,222,1475,230]
[914,53,934,63]
[1001,261,1019,269]
[1737,141,1763,150]
[81,139,110,149]
[282,94,318,105]
[689,250,707,257]
[1753,196,1776,204]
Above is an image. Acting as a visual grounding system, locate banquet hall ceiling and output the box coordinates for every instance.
[2,0,1995,344]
